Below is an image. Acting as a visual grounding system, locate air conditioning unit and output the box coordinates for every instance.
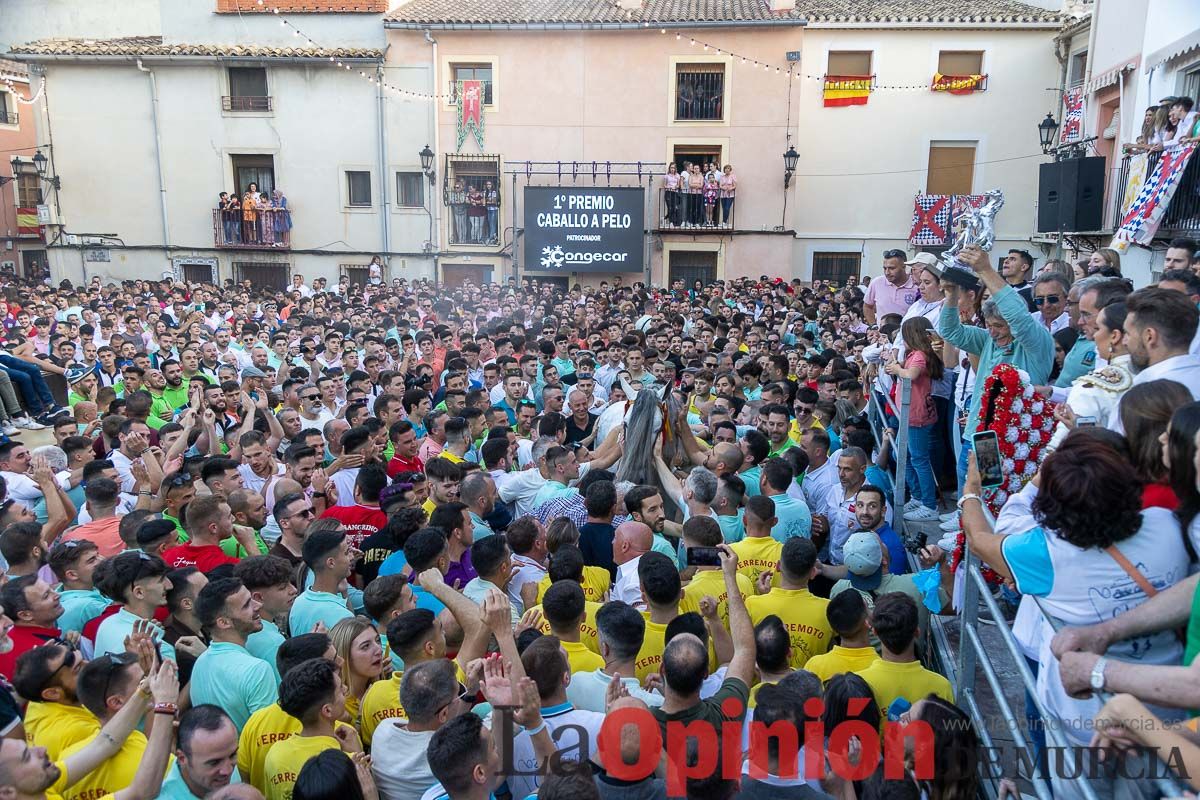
[63,234,79,246]
[82,236,105,246]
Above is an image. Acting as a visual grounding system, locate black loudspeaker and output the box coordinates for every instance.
[1037,156,1106,233]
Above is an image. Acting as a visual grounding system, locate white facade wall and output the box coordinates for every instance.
[30,59,435,284]
[790,26,1061,281]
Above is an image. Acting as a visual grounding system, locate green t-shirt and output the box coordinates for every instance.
[161,384,190,411]
[1185,579,1200,683]
[220,531,269,559]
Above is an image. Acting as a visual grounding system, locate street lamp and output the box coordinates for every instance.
[783,145,799,188]
[419,144,435,184]
[1038,113,1059,155]
[30,149,60,190]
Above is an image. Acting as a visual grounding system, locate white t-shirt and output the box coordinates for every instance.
[496,702,603,800]
[1001,506,1189,744]
[238,462,285,495]
[371,721,436,800]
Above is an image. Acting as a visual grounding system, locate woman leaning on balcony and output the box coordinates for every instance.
[663,163,682,227]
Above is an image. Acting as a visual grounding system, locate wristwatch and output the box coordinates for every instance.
[1090,656,1108,691]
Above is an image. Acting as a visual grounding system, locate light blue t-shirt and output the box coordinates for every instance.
[289,589,353,637]
[530,481,573,511]
[56,587,110,636]
[769,494,813,543]
[245,619,286,683]
[470,511,496,540]
[95,607,176,663]
[158,760,242,800]
[717,509,746,544]
[741,466,762,498]
[189,641,278,730]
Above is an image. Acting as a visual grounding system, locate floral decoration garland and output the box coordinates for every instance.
[950,364,1057,579]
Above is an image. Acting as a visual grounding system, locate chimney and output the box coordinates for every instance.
[616,0,643,10]
[769,0,792,11]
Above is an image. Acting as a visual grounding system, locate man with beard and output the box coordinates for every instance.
[199,342,222,381]
[158,705,242,800]
[189,578,277,730]
[1111,287,1200,433]
[268,493,315,569]
[159,358,190,410]
[0,574,64,679]
[319,464,388,549]
[12,640,94,761]
[237,432,285,495]
[818,483,906,583]
[623,486,678,560]
[142,367,175,425]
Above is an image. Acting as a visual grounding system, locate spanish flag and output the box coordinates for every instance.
[823,75,872,107]
[931,73,985,95]
[16,208,39,236]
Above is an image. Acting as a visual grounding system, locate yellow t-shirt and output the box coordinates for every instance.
[745,587,833,669]
[856,659,954,719]
[61,729,168,800]
[359,661,467,744]
[681,569,753,626]
[263,734,342,800]
[634,615,717,685]
[24,702,98,762]
[748,679,780,710]
[360,672,405,746]
[529,600,602,654]
[804,645,880,685]
[729,536,783,590]
[536,567,611,604]
[561,639,605,674]
[239,704,355,793]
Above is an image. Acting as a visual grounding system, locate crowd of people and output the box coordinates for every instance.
[662,162,737,229]
[216,186,293,247]
[0,236,1196,800]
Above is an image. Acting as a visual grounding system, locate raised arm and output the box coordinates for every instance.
[938,283,988,357]
[113,660,180,800]
[717,544,756,687]
[34,457,72,543]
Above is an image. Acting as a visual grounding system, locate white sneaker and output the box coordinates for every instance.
[904,506,940,521]
[902,499,922,513]
[939,510,958,522]
[939,513,962,531]
[1,422,17,436]
[14,416,44,430]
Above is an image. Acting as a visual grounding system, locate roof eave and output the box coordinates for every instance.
[6,52,383,64]
[800,19,1062,29]
[383,18,807,31]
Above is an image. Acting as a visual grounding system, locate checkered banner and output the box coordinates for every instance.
[1111,144,1197,251]
[910,194,951,246]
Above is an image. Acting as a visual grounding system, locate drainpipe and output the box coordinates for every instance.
[376,58,392,269]
[425,29,441,282]
[135,59,171,265]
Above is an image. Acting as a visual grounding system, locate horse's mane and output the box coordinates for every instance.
[615,386,687,518]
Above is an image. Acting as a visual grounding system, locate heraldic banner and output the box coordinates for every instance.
[1111,144,1197,252]
[456,79,485,151]
[910,194,951,246]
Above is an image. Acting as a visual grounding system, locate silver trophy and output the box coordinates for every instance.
[939,189,1004,290]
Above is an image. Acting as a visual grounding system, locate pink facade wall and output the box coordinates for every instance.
[387,25,803,284]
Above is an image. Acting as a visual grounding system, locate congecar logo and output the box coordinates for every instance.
[540,245,629,269]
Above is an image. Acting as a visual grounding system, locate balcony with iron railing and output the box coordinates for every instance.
[222,95,272,112]
[1110,150,1200,236]
[212,208,291,249]
[656,186,737,231]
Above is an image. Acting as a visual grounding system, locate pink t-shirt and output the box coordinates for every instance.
[904,351,936,427]
[864,275,919,319]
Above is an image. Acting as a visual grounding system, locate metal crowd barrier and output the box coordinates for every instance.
[864,376,1186,799]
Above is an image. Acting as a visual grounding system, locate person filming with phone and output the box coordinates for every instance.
[938,245,1056,489]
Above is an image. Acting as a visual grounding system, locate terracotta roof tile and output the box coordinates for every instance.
[9,36,382,59]
[383,0,1061,25]
[792,0,1061,23]
[216,0,388,11]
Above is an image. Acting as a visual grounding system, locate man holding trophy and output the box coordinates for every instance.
[935,190,1057,488]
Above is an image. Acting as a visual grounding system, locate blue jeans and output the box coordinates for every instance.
[905,423,937,509]
[0,356,54,416]
[957,436,973,491]
[720,197,734,223]
[486,208,498,241]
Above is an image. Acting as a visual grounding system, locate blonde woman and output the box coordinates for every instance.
[329,616,385,727]
[1087,247,1122,275]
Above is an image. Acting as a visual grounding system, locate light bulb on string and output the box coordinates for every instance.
[661,28,666,33]
[675,33,681,39]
